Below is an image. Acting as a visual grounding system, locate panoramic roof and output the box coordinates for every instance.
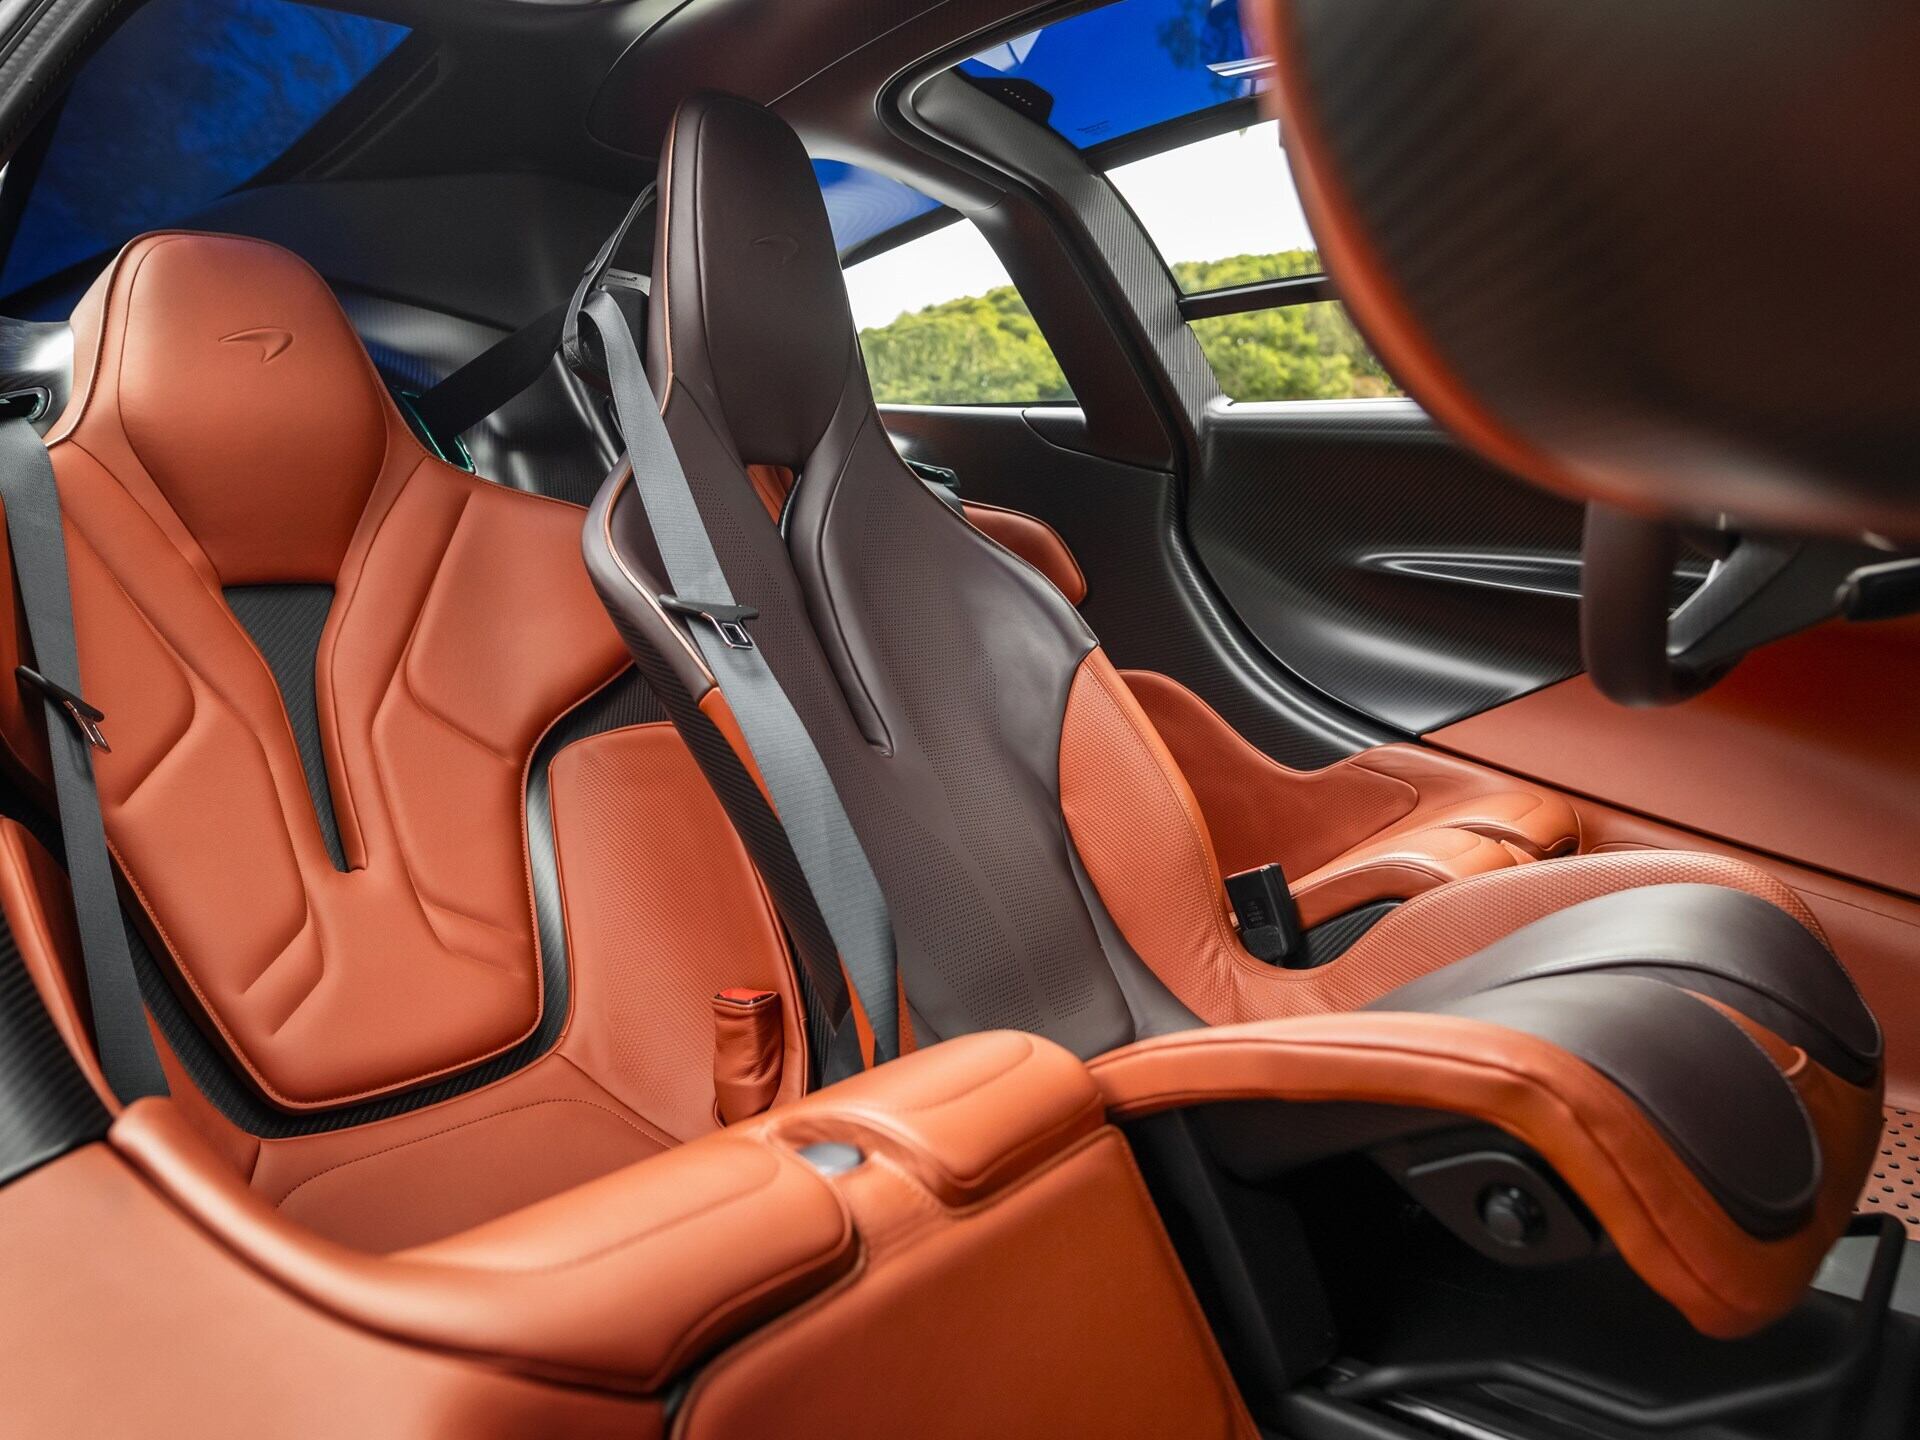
[959,0,1265,150]
[814,160,942,257]
[817,0,1268,258]
[0,0,408,299]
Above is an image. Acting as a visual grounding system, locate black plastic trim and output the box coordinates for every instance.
[1179,274,1335,320]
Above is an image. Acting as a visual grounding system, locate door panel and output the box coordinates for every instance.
[1190,397,1620,734]
[878,403,1390,770]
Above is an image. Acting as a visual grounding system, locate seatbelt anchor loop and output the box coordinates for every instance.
[660,594,758,650]
[17,665,109,752]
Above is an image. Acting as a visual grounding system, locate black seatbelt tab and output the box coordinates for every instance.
[1226,863,1304,966]
[17,664,108,751]
[660,594,758,649]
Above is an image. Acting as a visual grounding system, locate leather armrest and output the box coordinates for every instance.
[109,1033,1101,1391]
[742,1029,1105,1205]
[1349,745,1581,860]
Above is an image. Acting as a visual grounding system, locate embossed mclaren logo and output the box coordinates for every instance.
[752,233,800,267]
[219,327,294,362]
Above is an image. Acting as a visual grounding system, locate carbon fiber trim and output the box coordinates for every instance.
[224,586,346,871]
[1299,900,1397,969]
[0,909,109,1187]
[123,668,662,1139]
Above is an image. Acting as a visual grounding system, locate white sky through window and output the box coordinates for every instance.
[842,121,1316,331]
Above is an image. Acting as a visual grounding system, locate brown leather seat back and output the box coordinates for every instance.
[589,94,1201,1057]
[2,232,631,1110]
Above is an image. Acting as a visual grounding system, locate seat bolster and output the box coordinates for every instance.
[959,501,1088,605]
[1374,883,1882,1084]
[1088,1005,1882,1339]
[111,1098,855,1391]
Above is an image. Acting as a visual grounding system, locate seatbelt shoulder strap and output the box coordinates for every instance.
[0,410,166,1102]
[575,282,902,1066]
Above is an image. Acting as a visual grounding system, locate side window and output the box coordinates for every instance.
[841,220,1072,406]
[1107,119,1400,402]
[814,162,1069,407]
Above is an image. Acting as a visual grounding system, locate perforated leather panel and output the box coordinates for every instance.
[1861,1106,1920,1238]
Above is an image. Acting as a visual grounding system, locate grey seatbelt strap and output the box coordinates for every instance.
[0,414,167,1102]
[579,288,900,1064]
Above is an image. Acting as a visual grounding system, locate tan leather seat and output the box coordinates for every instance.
[584,92,1885,1338]
[0,234,1267,1437]
[0,231,809,1249]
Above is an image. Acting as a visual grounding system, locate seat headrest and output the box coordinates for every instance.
[55,232,394,584]
[650,93,864,468]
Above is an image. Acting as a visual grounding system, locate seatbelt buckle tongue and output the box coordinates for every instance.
[661,594,758,650]
[16,665,109,752]
[1226,863,1304,966]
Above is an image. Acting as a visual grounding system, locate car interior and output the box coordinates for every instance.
[1,1,1917,1437]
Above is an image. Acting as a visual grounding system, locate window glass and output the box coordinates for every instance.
[0,0,409,299]
[843,218,1070,405]
[1190,303,1399,402]
[952,0,1398,402]
[1108,118,1399,399]
[958,0,1265,150]
[1107,121,1318,291]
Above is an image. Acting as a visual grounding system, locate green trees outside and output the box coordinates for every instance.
[857,285,1073,405]
[1177,251,1401,402]
[857,248,1401,404]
